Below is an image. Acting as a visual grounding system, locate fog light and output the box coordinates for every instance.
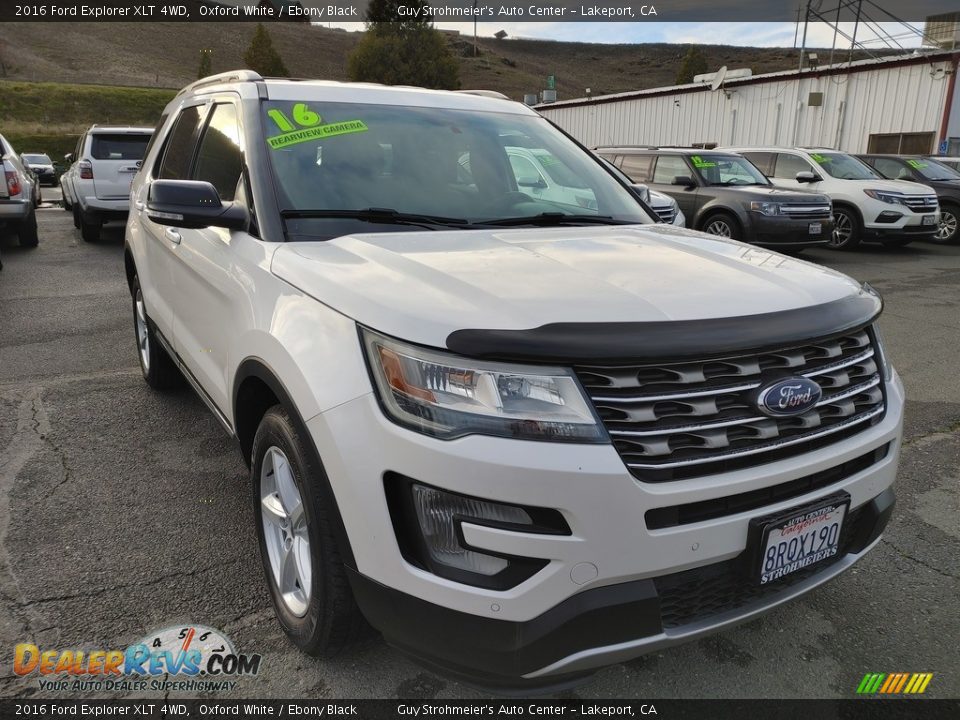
[412,484,531,576]
[875,211,902,223]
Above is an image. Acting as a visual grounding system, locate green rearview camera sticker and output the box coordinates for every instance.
[267,120,368,149]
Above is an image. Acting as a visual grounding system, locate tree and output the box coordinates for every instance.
[675,46,708,85]
[347,3,459,90]
[243,24,289,77]
[197,49,213,79]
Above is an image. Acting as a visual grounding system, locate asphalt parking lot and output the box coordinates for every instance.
[0,193,958,700]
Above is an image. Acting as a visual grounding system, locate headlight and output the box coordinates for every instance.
[361,328,605,442]
[863,189,905,205]
[673,206,686,227]
[750,201,783,216]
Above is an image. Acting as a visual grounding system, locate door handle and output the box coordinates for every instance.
[164,227,182,245]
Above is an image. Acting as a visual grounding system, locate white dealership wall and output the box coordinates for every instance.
[537,51,960,154]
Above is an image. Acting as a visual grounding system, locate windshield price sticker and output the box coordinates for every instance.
[811,153,831,164]
[266,104,368,149]
[691,155,716,168]
[906,159,928,169]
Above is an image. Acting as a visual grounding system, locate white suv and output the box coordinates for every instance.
[126,71,904,691]
[61,125,153,242]
[728,146,939,250]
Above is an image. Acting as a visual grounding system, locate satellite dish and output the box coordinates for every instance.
[710,66,728,91]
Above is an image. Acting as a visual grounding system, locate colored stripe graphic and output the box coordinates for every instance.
[857,672,932,694]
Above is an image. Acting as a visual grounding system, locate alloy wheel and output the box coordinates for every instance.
[936,210,957,243]
[830,212,853,247]
[135,289,150,372]
[704,219,733,237]
[260,446,312,617]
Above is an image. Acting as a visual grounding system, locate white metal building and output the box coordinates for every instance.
[537,50,960,156]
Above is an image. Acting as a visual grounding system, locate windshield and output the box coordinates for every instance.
[908,158,960,181]
[261,100,653,236]
[810,152,880,180]
[23,154,52,164]
[688,154,768,186]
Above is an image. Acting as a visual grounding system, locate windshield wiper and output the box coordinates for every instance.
[477,213,638,227]
[280,208,469,230]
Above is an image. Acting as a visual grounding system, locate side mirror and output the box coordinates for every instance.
[672,175,696,188]
[147,180,247,230]
[630,182,651,203]
[64,153,75,164]
[796,171,821,183]
[517,176,547,189]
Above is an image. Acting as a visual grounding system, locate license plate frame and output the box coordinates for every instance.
[748,492,851,586]
[808,222,822,235]
[922,215,936,226]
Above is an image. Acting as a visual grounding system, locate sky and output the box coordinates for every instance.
[319,21,930,49]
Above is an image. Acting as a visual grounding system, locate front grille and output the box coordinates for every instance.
[575,327,886,482]
[655,504,865,628]
[653,205,677,223]
[901,195,938,213]
[780,203,832,219]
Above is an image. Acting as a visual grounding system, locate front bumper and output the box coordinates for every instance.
[746,213,833,247]
[307,371,904,685]
[863,204,939,240]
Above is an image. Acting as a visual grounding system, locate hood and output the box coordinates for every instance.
[727,186,829,202]
[844,177,937,195]
[271,224,866,350]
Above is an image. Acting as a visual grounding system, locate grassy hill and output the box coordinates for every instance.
[0,21,884,157]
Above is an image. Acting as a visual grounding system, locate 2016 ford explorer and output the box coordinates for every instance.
[125,71,904,692]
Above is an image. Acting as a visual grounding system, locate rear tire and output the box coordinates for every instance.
[62,189,72,211]
[17,210,39,248]
[252,406,370,657]
[701,212,741,240]
[72,204,81,229]
[80,211,101,243]
[828,206,861,250]
[131,275,182,390]
[932,203,959,245]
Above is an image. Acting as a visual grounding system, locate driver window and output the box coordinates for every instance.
[652,155,689,184]
[773,153,813,179]
[508,153,544,187]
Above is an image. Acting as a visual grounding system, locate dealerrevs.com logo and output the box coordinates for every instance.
[14,625,262,693]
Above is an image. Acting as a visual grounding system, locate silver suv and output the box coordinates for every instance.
[61,125,153,242]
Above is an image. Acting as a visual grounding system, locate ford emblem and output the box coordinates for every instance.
[756,377,822,417]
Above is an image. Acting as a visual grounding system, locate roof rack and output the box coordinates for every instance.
[176,69,264,97]
[457,90,510,100]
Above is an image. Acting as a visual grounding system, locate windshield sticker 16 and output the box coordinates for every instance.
[811,153,831,164]
[691,155,716,168]
[266,103,368,149]
[906,159,928,169]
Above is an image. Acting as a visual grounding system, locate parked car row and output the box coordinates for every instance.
[596,145,949,250]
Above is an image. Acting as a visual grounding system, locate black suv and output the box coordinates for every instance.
[858,154,960,245]
[595,147,834,249]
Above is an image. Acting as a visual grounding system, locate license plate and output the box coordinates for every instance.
[808,222,821,235]
[922,215,936,226]
[757,498,848,585]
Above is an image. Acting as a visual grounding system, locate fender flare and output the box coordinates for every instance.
[234,357,357,570]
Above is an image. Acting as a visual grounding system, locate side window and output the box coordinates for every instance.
[508,154,544,185]
[652,155,690,184]
[773,153,813,179]
[742,151,773,175]
[141,113,169,167]
[620,155,653,182]
[193,103,243,202]
[156,105,203,180]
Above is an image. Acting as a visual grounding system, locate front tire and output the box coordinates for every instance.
[829,206,861,250]
[701,212,741,240]
[131,275,181,390]
[252,406,369,657]
[933,203,959,245]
